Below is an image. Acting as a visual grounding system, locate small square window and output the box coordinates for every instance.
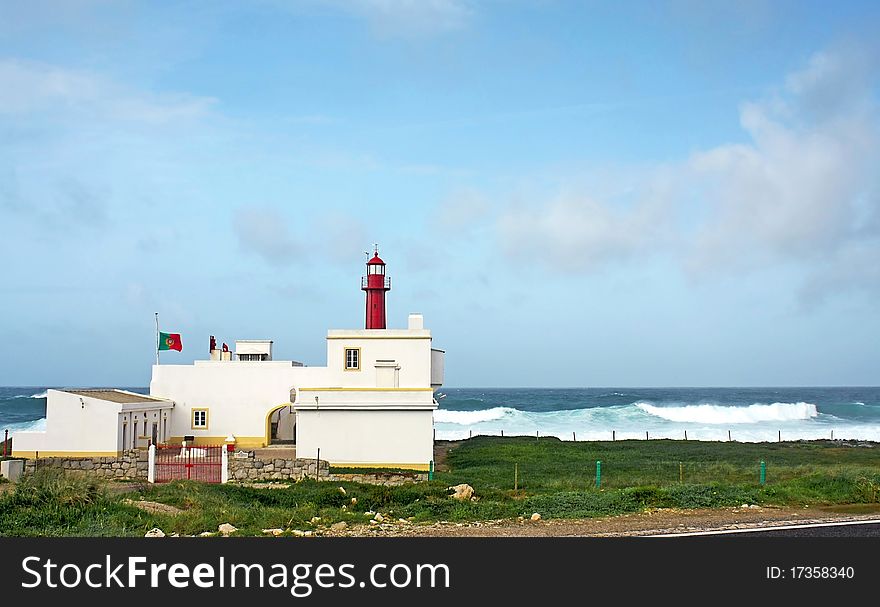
[192,409,208,429]
[344,348,360,371]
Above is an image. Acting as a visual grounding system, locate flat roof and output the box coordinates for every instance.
[62,389,166,404]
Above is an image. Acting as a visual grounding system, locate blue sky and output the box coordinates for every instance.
[1,0,878,387]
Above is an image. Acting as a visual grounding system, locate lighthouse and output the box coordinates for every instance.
[362,246,391,329]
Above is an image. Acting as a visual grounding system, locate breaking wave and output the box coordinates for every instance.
[7,418,47,432]
[433,407,515,424]
[636,402,818,424]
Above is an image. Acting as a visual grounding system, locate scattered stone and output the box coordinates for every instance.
[310,516,322,524]
[365,510,375,516]
[145,528,165,538]
[199,532,215,537]
[331,522,348,531]
[374,513,385,523]
[304,531,313,537]
[218,523,238,536]
[530,513,542,522]
[262,528,284,536]
[448,484,474,501]
[369,520,378,525]
[338,486,347,495]
[351,497,358,505]
[292,530,305,537]
[398,518,409,524]
[749,504,760,509]
[740,504,748,509]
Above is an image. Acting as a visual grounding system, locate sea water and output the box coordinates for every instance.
[432,387,880,442]
[3,386,879,443]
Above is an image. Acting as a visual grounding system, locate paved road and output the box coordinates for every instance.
[654,519,880,537]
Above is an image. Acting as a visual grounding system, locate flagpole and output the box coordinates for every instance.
[155,312,160,366]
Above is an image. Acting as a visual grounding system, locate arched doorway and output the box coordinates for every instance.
[265,388,297,446]
[268,405,296,444]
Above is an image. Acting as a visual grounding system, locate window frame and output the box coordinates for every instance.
[344,347,361,371]
[191,408,209,430]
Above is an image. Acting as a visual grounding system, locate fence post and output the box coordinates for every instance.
[595,460,602,488]
[679,461,683,484]
[316,447,321,479]
[147,444,155,483]
[514,463,518,491]
[221,444,229,484]
[760,460,766,485]
[612,430,615,441]
[3,429,7,458]
[428,460,434,481]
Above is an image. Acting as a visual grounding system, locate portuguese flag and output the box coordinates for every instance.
[159,332,182,351]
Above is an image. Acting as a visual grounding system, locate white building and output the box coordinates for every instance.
[11,389,174,457]
[12,251,445,471]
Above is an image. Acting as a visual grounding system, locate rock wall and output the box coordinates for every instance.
[18,450,427,486]
[228,453,330,481]
[22,449,148,480]
[328,472,427,486]
[227,452,426,485]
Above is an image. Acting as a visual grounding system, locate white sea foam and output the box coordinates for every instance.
[636,402,818,424]
[6,418,47,432]
[430,400,866,442]
[29,391,48,399]
[433,407,515,424]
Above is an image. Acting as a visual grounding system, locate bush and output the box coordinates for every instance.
[10,468,104,508]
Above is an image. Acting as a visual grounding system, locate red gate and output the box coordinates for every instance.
[154,444,223,483]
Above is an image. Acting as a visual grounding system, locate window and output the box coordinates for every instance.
[192,409,209,430]
[238,353,267,361]
[344,347,360,371]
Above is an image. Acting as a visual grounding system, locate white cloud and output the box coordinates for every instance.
[0,59,217,124]
[498,194,670,272]
[233,206,301,266]
[493,46,880,302]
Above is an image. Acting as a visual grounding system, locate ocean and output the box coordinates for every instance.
[3,386,880,443]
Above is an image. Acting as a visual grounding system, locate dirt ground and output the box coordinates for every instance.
[324,504,880,537]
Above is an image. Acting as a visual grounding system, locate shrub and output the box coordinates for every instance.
[10,468,104,508]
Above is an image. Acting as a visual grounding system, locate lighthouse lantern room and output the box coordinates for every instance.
[362,246,391,329]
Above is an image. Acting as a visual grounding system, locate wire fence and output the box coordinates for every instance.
[496,459,880,491]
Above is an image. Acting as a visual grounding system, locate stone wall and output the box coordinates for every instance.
[228,452,330,481]
[328,472,427,486]
[226,451,426,485]
[23,449,148,480]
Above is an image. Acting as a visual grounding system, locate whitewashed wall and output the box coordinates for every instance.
[12,390,122,456]
[295,409,434,469]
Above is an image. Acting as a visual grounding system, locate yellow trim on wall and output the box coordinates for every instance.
[12,451,121,458]
[191,408,209,430]
[299,387,434,392]
[330,462,430,472]
[167,436,265,447]
[232,436,267,449]
[343,346,361,371]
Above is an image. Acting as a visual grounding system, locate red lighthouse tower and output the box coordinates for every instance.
[362,246,391,329]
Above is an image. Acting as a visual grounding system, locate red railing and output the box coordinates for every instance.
[154,444,223,483]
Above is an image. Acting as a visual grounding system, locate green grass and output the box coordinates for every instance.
[1,438,879,536]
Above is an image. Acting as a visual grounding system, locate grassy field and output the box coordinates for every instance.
[1,437,879,536]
